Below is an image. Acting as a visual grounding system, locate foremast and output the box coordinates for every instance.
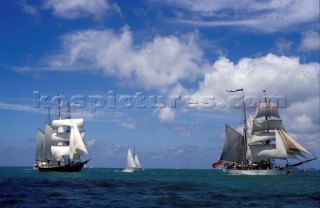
[228,88,248,163]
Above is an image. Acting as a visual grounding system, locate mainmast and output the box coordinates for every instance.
[263,90,270,144]
[263,90,272,167]
[47,108,51,125]
[57,94,61,120]
[241,90,248,151]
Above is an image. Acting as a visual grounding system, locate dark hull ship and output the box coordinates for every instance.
[36,160,90,172]
[34,105,90,172]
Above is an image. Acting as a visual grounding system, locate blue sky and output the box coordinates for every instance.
[0,0,319,169]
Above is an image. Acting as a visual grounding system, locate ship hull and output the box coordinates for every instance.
[122,168,141,173]
[222,168,290,175]
[36,160,90,172]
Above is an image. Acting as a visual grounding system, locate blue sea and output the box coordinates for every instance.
[0,167,319,207]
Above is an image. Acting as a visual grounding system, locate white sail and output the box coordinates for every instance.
[275,129,288,159]
[253,103,280,119]
[249,132,275,144]
[73,122,88,155]
[69,124,75,159]
[36,129,45,161]
[52,132,70,143]
[279,130,311,155]
[44,124,55,161]
[51,146,70,161]
[126,148,137,168]
[53,131,85,140]
[220,125,245,163]
[134,154,141,168]
[52,119,84,129]
[251,119,284,133]
[69,122,87,159]
[249,145,281,162]
[248,130,287,162]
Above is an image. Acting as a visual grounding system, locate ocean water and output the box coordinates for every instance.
[0,167,319,208]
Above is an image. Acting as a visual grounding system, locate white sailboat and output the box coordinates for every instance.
[123,147,141,172]
[34,104,90,172]
[212,89,317,175]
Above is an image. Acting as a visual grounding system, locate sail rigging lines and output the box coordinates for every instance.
[212,89,317,174]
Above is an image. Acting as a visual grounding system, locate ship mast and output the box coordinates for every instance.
[57,94,61,120]
[227,88,247,162]
[263,90,272,167]
[47,108,51,125]
[242,89,248,152]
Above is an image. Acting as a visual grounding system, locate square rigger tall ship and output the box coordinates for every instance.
[34,104,90,172]
[212,89,317,175]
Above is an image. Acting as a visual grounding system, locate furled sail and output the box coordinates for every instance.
[220,125,246,163]
[36,129,45,161]
[52,119,84,129]
[253,103,280,119]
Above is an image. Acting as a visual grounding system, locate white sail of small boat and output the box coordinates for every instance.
[34,102,90,172]
[123,147,142,172]
[212,89,317,175]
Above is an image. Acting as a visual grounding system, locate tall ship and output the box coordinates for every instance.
[34,104,90,172]
[212,89,317,175]
[123,147,141,172]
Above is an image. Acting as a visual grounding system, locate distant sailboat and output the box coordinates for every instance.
[212,89,317,175]
[34,102,90,172]
[123,147,141,172]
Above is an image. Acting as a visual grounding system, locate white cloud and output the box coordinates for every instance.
[86,139,96,147]
[161,0,319,33]
[299,30,320,51]
[193,53,319,156]
[18,0,39,17]
[0,102,42,113]
[194,53,319,104]
[275,38,293,54]
[117,122,136,130]
[282,97,320,134]
[43,0,115,20]
[43,27,207,91]
[155,107,176,123]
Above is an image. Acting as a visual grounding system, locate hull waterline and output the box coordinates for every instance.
[36,160,90,172]
[222,168,290,175]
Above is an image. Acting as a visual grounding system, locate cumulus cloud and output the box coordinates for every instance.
[194,53,319,104]
[299,30,320,51]
[43,0,116,20]
[193,53,319,155]
[282,97,320,135]
[43,27,207,91]
[160,0,319,33]
[155,107,176,123]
